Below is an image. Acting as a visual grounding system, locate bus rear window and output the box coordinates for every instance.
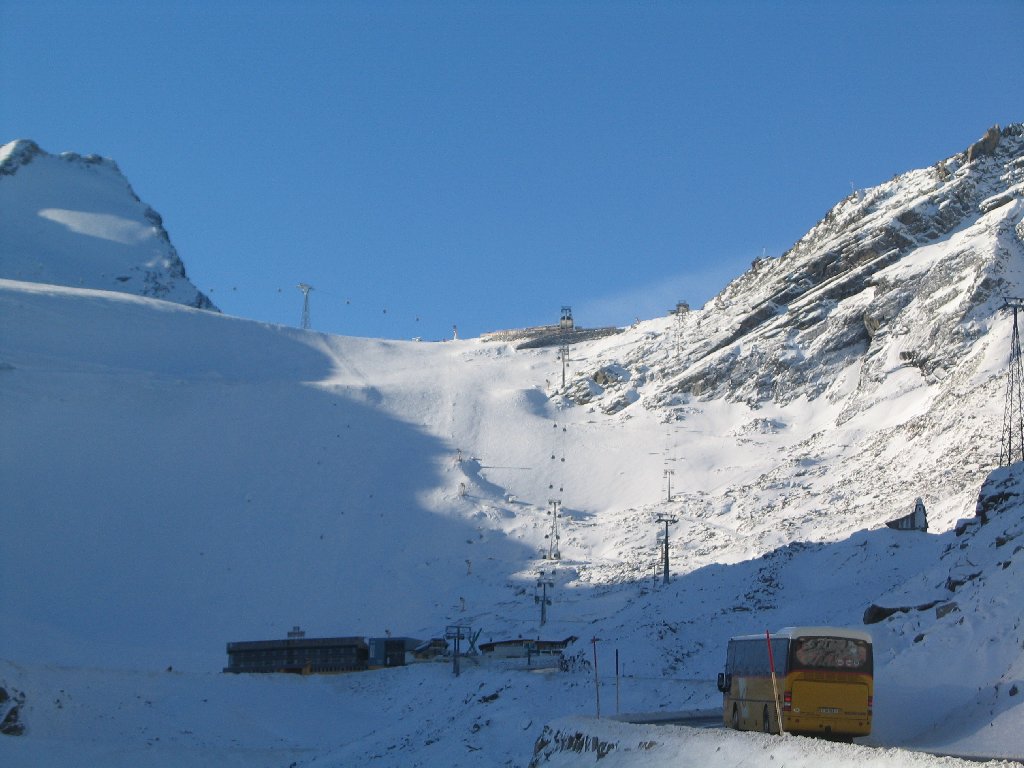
[790,636,871,672]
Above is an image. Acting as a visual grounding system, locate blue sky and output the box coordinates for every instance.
[3,0,1021,340]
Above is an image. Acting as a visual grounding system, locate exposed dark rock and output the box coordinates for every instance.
[945,572,981,592]
[0,686,26,736]
[530,725,617,767]
[1,140,44,175]
[863,600,943,625]
[967,125,1001,163]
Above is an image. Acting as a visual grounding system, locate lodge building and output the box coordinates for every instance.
[224,626,419,674]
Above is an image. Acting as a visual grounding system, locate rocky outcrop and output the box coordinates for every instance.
[967,125,1001,163]
[628,124,1024,409]
[973,463,1024,525]
[529,723,619,766]
[0,686,26,736]
[866,462,1024,631]
[0,138,43,175]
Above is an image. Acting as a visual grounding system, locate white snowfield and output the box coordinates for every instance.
[535,717,1022,767]
[3,128,1024,766]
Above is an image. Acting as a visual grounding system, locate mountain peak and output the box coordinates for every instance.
[0,138,44,172]
[0,139,216,311]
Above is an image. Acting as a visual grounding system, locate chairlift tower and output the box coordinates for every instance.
[297,283,314,330]
[559,344,570,388]
[1001,298,1024,466]
[445,624,471,677]
[655,514,678,585]
[673,301,688,356]
[535,570,554,626]
[546,498,562,560]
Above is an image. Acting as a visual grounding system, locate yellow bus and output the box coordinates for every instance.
[716,626,873,740]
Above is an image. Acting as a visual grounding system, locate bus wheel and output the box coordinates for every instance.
[731,705,740,730]
[763,706,772,734]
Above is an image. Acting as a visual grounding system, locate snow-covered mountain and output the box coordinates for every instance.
[0,139,215,309]
[2,126,1023,766]
[565,124,1024,543]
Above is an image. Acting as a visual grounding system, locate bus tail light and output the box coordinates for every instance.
[867,695,873,715]
[783,691,792,711]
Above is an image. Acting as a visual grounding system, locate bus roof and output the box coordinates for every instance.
[729,626,872,643]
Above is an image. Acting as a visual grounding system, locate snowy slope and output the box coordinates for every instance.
[2,126,1024,766]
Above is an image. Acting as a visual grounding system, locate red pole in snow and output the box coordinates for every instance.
[765,629,783,735]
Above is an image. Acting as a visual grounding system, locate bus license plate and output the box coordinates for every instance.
[818,707,841,714]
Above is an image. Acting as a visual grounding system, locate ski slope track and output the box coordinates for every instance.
[2,127,1024,766]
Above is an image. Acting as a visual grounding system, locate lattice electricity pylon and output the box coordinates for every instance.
[297,283,313,330]
[1001,298,1024,466]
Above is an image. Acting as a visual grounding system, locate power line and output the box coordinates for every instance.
[205,282,446,337]
[547,421,566,559]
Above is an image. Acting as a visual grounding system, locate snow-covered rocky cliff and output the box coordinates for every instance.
[562,125,1024,540]
[0,139,215,309]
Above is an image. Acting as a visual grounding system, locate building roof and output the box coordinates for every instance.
[227,636,368,652]
[478,636,577,652]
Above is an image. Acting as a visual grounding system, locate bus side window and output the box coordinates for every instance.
[749,640,758,674]
[772,639,789,674]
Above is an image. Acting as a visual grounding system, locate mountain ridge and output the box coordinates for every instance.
[555,124,1024,544]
